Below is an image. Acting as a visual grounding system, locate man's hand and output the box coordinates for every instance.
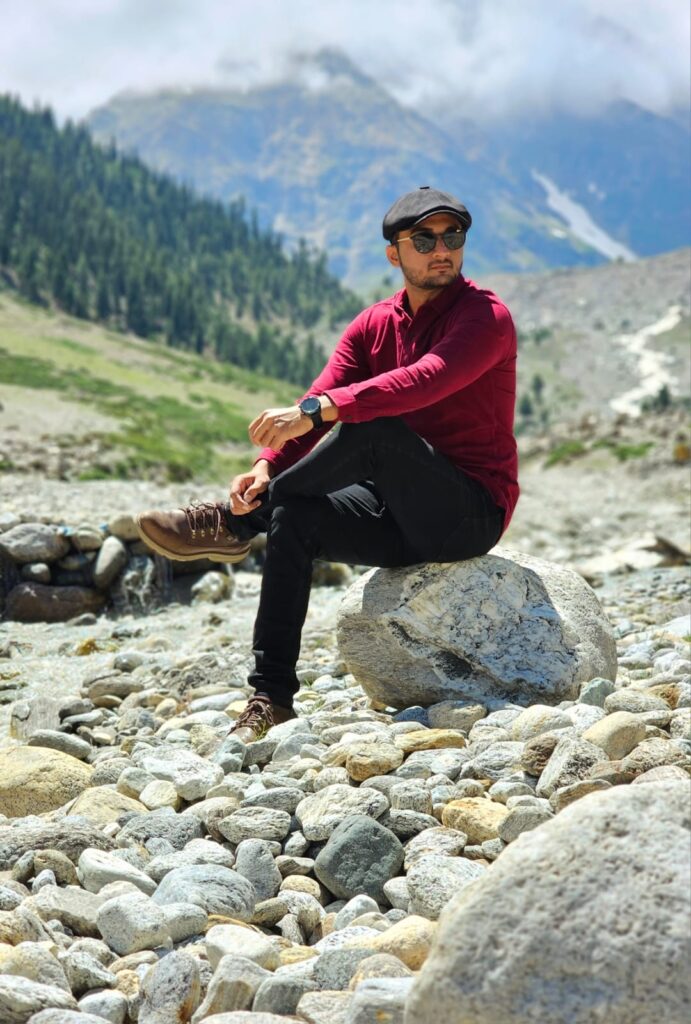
[229,461,274,515]
[248,406,312,451]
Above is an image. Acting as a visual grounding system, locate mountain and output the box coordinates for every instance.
[86,49,690,287]
[0,94,360,387]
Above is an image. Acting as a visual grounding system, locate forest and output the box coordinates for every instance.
[0,95,362,386]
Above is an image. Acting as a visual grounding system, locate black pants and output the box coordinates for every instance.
[225,417,504,708]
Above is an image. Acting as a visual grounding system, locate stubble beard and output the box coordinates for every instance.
[398,255,461,291]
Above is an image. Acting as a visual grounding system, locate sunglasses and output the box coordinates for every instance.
[397,228,466,254]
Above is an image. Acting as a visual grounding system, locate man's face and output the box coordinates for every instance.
[386,212,464,291]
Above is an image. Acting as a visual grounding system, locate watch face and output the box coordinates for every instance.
[301,397,321,415]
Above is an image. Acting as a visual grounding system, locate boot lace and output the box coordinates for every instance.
[233,695,275,738]
[180,500,226,541]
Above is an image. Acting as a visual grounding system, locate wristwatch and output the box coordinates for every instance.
[299,395,324,428]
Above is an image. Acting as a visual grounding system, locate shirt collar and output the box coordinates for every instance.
[393,274,467,320]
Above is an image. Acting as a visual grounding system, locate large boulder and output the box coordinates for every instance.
[5,583,105,623]
[404,781,691,1024]
[0,746,93,818]
[0,522,69,563]
[337,549,616,708]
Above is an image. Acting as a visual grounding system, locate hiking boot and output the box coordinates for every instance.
[230,694,297,743]
[136,501,252,563]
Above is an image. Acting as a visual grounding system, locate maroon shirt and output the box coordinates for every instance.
[256,274,519,531]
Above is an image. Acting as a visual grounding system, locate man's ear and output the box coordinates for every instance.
[386,243,400,268]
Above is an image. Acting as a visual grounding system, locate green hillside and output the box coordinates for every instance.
[0,94,361,386]
[0,287,297,483]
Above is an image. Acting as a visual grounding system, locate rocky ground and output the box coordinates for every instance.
[0,434,689,1023]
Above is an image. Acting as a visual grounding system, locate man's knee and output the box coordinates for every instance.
[341,416,409,442]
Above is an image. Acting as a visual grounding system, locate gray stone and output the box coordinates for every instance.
[136,748,223,801]
[498,804,553,843]
[96,892,169,955]
[563,703,606,734]
[139,950,200,1024]
[296,989,354,1023]
[159,902,208,942]
[93,537,128,590]
[78,848,156,895]
[314,948,377,990]
[582,711,648,760]
[78,990,127,1023]
[314,815,404,902]
[334,895,381,930]
[24,1013,110,1024]
[337,551,617,708]
[578,677,616,707]
[427,701,487,732]
[253,976,317,1016]
[382,876,409,910]
[205,923,280,970]
[26,884,108,937]
[509,705,572,741]
[296,785,389,841]
[461,741,526,782]
[26,730,92,760]
[21,562,51,583]
[406,853,487,919]
[405,781,691,1024]
[403,826,467,869]
[536,735,608,798]
[58,948,117,997]
[233,839,283,902]
[0,975,77,1023]
[0,522,69,563]
[146,838,235,882]
[191,955,271,1021]
[240,786,304,814]
[152,864,256,920]
[347,977,414,1023]
[217,807,292,844]
[116,809,204,850]
[604,689,670,715]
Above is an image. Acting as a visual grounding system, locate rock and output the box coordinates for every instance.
[344,915,436,970]
[349,953,413,989]
[116,809,204,851]
[535,735,607,798]
[0,975,78,1023]
[139,950,200,1024]
[548,778,612,812]
[405,781,691,1024]
[334,895,381,930]
[618,737,691,777]
[78,989,128,1022]
[6,583,106,623]
[107,514,139,541]
[407,854,486,919]
[441,798,509,843]
[58,948,117,997]
[0,746,93,817]
[604,689,670,715]
[93,537,128,590]
[336,551,617,708]
[158,902,208,943]
[152,864,256,921]
[25,884,107,936]
[191,955,271,1021]
[0,523,69,563]
[20,1013,109,1024]
[631,764,690,785]
[0,942,70,991]
[233,839,283,902]
[296,785,389,842]
[426,701,487,731]
[389,782,433,815]
[582,711,648,760]
[136,748,223,801]
[345,742,404,781]
[314,815,404,902]
[253,975,317,1016]
[26,730,92,761]
[69,788,146,827]
[138,780,180,811]
[509,705,572,741]
[521,732,562,776]
[577,677,615,707]
[20,561,51,583]
[146,838,235,882]
[71,525,104,552]
[191,570,232,603]
[217,807,292,845]
[498,803,553,843]
[347,977,413,1022]
[78,848,157,896]
[96,892,169,956]
[206,923,280,970]
[460,742,525,782]
[295,990,353,1024]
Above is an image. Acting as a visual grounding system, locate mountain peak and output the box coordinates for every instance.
[287,47,380,95]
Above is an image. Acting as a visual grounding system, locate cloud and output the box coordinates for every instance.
[0,0,688,123]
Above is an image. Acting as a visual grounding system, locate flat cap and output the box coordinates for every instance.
[382,186,472,241]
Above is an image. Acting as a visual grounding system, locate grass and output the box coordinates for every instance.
[0,289,300,482]
[592,440,655,462]
[544,440,587,467]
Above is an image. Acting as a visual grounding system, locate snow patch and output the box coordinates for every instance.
[610,305,682,417]
[533,171,635,262]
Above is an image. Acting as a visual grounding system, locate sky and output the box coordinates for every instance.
[1,0,689,124]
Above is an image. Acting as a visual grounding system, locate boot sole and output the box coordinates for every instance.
[135,515,251,564]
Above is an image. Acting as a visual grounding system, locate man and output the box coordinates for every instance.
[137,186,519,741]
